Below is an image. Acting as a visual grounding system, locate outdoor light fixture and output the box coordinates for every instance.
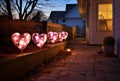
[47,31,58,43]
[58,32,64,42]
[62,31,68,40]
[58,31,68,42]
[65,48,72,54]
[32,33,47,48]
[11,32,31,53]
[11,31,68,53]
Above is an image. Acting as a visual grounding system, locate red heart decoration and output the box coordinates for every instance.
[47,31,58,43]
[32,33,47,48]
[11,32,31,51]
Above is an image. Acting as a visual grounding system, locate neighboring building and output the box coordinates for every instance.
[27,9,47,22]
[48,4,85,37]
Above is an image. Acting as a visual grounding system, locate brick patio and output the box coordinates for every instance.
[19,38,120,81]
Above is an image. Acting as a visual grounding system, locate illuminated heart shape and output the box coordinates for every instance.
[32,33,47,48]
[11,32,31,51]
[58,31,68,41]
[47,31,58,43]
[62,31,68,40]
[58,32,64,42]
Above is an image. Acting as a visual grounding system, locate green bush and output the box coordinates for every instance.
[103,36,115,46]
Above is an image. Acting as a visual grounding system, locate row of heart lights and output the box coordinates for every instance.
[11,31,68,53]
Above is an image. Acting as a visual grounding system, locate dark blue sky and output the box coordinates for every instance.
[39,0,77,17]
[14,0,77,19]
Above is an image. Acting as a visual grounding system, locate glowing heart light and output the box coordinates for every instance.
[58,32,64,42]
[11,32,31,53]
[32,33,47,48]
[47,31,58,43]
[58,31,68,41]
[62,31,68,40]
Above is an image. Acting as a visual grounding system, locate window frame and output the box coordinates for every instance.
[97,3,112,32]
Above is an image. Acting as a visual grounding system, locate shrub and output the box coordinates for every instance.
[103,36,115,46]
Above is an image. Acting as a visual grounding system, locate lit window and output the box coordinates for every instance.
[98,4,112,31]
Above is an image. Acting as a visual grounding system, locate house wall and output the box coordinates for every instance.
[65,6,81,18]
[58,18,85,27]
[57,18,85,37]
[113,0,120,57]
[86,0,112,45]
[49,4,85,37]
[64,5,85,27]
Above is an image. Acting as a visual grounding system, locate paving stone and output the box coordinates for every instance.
[96,70,106,81]
[56,78,66,81]
[86,71,96,76]
[48,70,60,77]
[105,72,120,81]
[59,71,68,76]
[36,76,57,81]
[95,63,120,71]
[55,67,67,71]
[56,76,67,81]
[86,75,96,81]
[66,73,85,81]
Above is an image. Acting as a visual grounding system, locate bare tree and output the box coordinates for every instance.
[31,10,42,22]
[5,0,13,19]
[0,0,12,19]
[0,0,39,20]
[28,9,47,22]
[0,0,70,20]
[15,0,38,20]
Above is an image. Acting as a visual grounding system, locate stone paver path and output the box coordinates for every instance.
[20,38,120,81]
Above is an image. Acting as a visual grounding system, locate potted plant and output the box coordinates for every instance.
[102,36,115,57]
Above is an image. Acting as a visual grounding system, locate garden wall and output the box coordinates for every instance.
[0,20,42,36]
[0,42,67,81]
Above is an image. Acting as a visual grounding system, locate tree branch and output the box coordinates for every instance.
[24,0,38,20]
[5,0,13,19]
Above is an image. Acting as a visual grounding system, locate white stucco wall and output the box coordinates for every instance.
[57,5,85,27]
[58,18,85,27]
[113,0,120,57]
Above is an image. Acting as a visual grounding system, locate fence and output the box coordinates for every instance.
[0,20,42,37]
[0,20,76,51]
[0,20,77,37]
[45,22,76,39]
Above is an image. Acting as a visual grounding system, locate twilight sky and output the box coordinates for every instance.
[13,0,77,19]
[38,0,77,17]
